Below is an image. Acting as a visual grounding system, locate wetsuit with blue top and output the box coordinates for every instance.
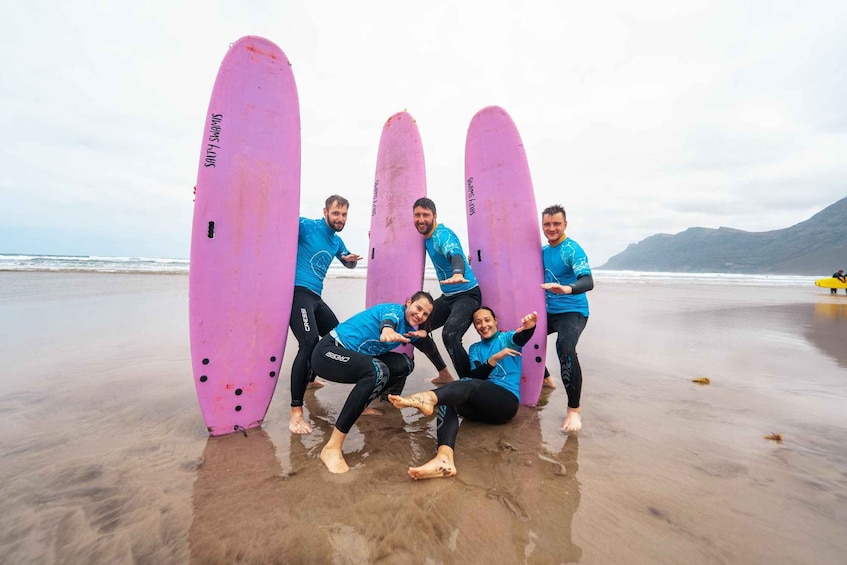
[290,216,355,409]
[415,222,482,380]
[311,303,421,434]
[431,324,535,449]
[543,234,593,410]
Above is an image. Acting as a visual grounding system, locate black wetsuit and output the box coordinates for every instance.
[432,326,535,450]
[310,303,418,434]
[832,272,846,294]
[289,287,340,407]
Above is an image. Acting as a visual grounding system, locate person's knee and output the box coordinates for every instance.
[372,359,389,392]
[442,325,465,348]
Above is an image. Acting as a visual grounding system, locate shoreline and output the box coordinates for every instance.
[0,266,826,284]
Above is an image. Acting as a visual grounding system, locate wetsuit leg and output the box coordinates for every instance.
[412,336,447,372]
[415,295,450,372]
[378,351,415,397]
[433,379,519,449]
[425,294,450,332]
[548,312,588,409]
[440,287,482,379]
[310,335,389,433]
[436,405,460,450]
[311,299,341,382]
[289,287,322,407]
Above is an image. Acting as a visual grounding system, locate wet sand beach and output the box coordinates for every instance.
[1,271,846,564]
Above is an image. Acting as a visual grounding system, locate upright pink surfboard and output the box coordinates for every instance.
[366,111,427,356]
[465,106,547,406]
[189,36,300,435]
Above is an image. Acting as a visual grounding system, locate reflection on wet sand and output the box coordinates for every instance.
[807,302,847,368]
[189,394,582,563]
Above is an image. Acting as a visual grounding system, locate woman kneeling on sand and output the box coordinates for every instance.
[389,307,538,480]
[310,291,434,473]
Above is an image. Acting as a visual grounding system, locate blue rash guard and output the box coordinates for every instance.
[425,223,478,296]
[294,217,351,295]
[542,235,592,317]
[332,303,420,357]
[468,330,523,400]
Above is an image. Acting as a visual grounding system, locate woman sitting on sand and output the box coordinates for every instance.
[310,291,434,474]
[389,307,538,480]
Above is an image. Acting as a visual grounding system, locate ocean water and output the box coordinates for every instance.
[0,253,190,274]
[0,253,822,287]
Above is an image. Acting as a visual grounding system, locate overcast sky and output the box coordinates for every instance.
[2,0,846,265]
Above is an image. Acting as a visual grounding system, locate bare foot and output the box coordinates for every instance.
[542,376,557,390]
[306,379,325,389]
[429,369,456,385]
[408,448,456,480]
[320,445,350,473]
[387,392,435,416]
[289,407,312,434]
[362,406,384,416]
[562,409,582,434]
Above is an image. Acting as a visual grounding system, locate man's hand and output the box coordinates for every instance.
[440,273,469,285]
[540,282,571,295]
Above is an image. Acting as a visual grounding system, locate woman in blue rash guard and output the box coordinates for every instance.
[310,291,434,473]
[389,307,538,480]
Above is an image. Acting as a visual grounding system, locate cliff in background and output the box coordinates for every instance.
[600,195,847,275]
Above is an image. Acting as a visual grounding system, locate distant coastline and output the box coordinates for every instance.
[601,195,847,275]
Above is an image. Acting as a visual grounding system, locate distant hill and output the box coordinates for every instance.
[600,195,847,275]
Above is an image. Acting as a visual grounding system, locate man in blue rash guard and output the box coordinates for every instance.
[389,307,538,480]
[310,291,435,473]
[289,195,362,435]
[411,197,482,385]
[539,205,594,434]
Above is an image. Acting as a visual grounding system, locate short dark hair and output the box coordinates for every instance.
[541,204,566,221]
[413,197,436,214]
[409,291,435,306]
[326,195,350,209]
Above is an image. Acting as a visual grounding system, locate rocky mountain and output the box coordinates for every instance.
[600,195,847,275]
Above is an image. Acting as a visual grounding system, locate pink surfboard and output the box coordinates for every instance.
[189,36,300,435]
[366,111,427,356]
[465,106,547,406]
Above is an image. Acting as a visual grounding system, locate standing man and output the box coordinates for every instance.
[539,204,594,434]
[412,197,482,383]
[832,269,846,294]
[289,195,362,434]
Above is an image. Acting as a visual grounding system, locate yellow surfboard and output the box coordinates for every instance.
[815,277,847,289]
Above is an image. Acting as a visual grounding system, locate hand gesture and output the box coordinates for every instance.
[440,273,469,285]
[488,347,521,366]
[342,253,362,262]
[516,311,538,332]
[380,327,410,344]
[540,282,571,295]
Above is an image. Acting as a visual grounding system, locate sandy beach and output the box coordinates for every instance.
[1,271,846,564]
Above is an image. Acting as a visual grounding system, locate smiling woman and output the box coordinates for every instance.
[389,307,538,480]
[308,292,435,473]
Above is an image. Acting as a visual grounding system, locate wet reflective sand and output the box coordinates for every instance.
[1,272,845,564]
